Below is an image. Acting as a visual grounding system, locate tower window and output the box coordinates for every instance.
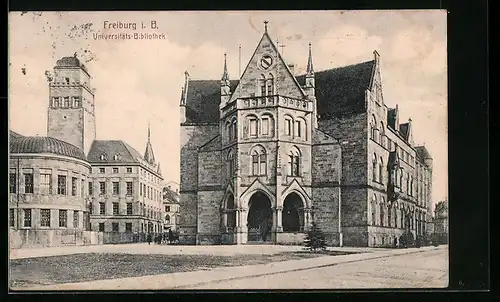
[249,118,258,136]
[65,77,70,84]
[73,97,81,107]
[285,118,292,136]
[296,120,302,138]
[288,148,301,176]
[63,97,70,108]
[52,97,60,108]
[261,117,269,135]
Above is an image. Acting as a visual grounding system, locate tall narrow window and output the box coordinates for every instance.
[296,120,302,137]
[372,196,377,225]
[53,97,60,108]
[285,119,292,136]
[260,76,266,96]
[288,148,301,176]
[406,173,410,195]
[10,209,15,227]
[379,157,384,184]
[232,120,237,140]
[113,202,119,215]
[63,97,70,107]
[259,153,267,175]
[126,182,133,196]
[266,75,274,96]
[99,202,105,215]
[399,169,404,192]
[23,209,32,227]
[249,118,258,136]
[57,175,67,195]
[10,171,16,193]
[112,182,120,195]
[261,117,269,135]
[372,154,378,182]
[88,181,93,196]
[127,203,133,215]
[59,210,67,227]
[379,203,384,227]
[112,222,119,232]
[24,173,34,193]
[371,115,378,141]
[40,169,52,195]
[72,177,77,196]
[99,182,106,195]
[387,202,392,227]
[81,179,85,197]
[252,152,259,175]
[73,211,79,228]
[73,97,81,107]
[41,209,51,227]
[125,223,132,232]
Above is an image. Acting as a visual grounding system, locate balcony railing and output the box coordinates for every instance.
[238,95,311,111]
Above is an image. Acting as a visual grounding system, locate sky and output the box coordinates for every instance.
[8,10,448,208]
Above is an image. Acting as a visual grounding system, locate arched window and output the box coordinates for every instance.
[250,146,267,176]
[371,115,378,141]
[406,172,410,194]
[295,117,307,139]
[288,147,301,176]
[248,115,258,137]
[399,168,404,190]
[226,195,236,230]
[380,122,386,146]
[409,175,414,196]
[400,208,405,229]
[393,206,397,228]
[387,200,392,227]
[227,150,236,177]
[372,195,377,226]
[165,215,170,224]
[260,74,266,96]
[113,154,120,161]
[227,121,233,141]
[379,157,384,184]
[100,153,107,160]
[284,116,293,136]
[372,153,378,182]
[379,201,384,227]
[266,74,274,96]
[53,97,60,108]
[232,119,237,140]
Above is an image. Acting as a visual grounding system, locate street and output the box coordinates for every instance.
[186,247,448,289]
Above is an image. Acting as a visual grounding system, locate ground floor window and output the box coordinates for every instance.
[99,223,105,232]
[41,209,51,227]
[10,209,15,227]
[23,209,32,227]
[112,222,119,232]
[125,223,132,232]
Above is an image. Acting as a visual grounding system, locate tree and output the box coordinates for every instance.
[304,221,327,252]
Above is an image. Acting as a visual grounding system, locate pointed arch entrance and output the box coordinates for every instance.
[247,191,272,242]
[282,192,305,232]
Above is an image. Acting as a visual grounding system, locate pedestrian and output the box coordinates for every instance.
[147,232,152,245]
[168,228,173,245]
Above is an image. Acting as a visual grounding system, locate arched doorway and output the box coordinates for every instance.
[247,191,272,242]
[282,192,304,232]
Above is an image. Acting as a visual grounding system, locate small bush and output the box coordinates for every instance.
[304,221,327,252]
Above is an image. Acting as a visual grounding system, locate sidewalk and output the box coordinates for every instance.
[9,243,392,260]
[12,245,446,291]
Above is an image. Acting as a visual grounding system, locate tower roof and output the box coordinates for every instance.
[221,53,229,82]
[306,43,314,75]
[55,55,89,74]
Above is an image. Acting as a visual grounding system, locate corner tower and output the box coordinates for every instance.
[47,55,96,156]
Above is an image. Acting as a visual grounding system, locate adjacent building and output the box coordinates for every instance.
[433,200,448,235]
[163,186,180,230]
[178,23,434,247]
[9,55,164,247]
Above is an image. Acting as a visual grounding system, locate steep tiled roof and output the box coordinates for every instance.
[183,61,375,124]
[415,146,432,161]
[10,136,87,161]
[184,80,239,124]
[297,60,376,119]
[87,140,143,164]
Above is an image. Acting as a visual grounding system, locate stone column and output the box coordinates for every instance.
[275,206,283,232]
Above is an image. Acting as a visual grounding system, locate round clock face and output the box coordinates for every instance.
[260,54,273,70]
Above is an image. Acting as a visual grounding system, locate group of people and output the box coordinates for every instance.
[146,228,179,245]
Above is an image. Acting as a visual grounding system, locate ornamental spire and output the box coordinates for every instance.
[221,53,229,82]
[306,42,314,75]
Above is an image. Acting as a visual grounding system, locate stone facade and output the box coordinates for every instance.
[178,25,434,247]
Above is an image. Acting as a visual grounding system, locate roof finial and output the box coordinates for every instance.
[264,20,269,33]
[221,53,229,82]
[306,42,314,75]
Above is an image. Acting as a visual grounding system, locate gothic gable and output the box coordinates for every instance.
[239,178,276,208]
[280,178,312,208]
[229,32,305,102]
